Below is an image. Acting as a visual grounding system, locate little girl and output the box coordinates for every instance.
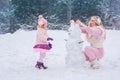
[33,15,53,69]
[76,16,106,69]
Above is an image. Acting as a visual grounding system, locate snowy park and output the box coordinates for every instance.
[0,30,120,80]
[0,0,120,80]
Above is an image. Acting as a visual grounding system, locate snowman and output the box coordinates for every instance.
[65,20,85,68]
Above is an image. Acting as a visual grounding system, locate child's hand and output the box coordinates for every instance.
[47,37,53,41]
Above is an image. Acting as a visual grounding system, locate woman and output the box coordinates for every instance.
[76,16,106,69]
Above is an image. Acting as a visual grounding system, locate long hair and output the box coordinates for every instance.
[88,16,103,27]
[86,16,106,39]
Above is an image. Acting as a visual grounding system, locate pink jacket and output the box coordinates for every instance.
[81,26,106,48]
[36,27,48,44]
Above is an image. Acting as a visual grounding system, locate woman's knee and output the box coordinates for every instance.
[84,46,93,51]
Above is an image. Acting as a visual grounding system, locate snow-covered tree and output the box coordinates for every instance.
[0,0,11,34]
[100,0,120,30]
[59,0,74,21]
[1,0,120,34]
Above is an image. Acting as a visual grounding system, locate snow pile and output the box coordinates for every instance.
[0,30,120,80]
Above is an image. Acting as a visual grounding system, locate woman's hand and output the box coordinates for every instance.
[76,19,87,28]
[69,20,75,23]
[76,19,82,25]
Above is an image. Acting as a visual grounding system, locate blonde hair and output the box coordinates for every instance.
[88,16,103,28]
[86,16,106,39]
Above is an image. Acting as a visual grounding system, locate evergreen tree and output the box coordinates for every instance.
[72,0,103,22]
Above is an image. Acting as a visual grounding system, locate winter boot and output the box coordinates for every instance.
[90,59,100,69]
[35,62,42,69]
[41,63,48,69]
[35,62,47,69]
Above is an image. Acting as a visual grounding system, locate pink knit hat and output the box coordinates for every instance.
[38,15,47,27]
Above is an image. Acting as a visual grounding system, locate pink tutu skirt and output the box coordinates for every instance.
[33,43,52,53]
[34,48,49,53]
[83,46,104,62]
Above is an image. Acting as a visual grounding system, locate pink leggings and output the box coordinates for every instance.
[38,52,46,62]
[34,48,49,62]
[83,46,104,62]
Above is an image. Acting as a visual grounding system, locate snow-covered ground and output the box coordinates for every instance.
[0,30,120,80]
